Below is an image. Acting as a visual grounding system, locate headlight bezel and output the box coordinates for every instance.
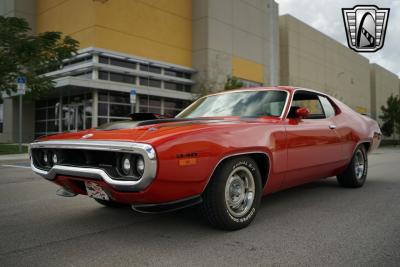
[31,142,157,182]
[117,153,146,179]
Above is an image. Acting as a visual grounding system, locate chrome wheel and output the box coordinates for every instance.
[225,166,255,217]
[354,149,365,179]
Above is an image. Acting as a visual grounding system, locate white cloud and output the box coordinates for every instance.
[276,0,400,76]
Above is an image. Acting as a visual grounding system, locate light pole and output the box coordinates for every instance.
[16,76,26,153]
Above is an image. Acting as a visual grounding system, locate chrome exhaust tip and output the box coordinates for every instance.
[56,187,77,197]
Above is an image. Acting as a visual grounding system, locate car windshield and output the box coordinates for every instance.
[176,90,288,118]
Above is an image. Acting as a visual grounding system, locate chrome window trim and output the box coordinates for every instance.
[30,140,157,192]
[284,87,340,119]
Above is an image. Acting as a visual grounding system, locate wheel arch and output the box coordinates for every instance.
[361,141,371,152]
[356,140,372,154]
[202,152,270,192]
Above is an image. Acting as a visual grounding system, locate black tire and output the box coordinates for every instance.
[337,145,368,188]
[94,198,127,208]
[200,156,262,230]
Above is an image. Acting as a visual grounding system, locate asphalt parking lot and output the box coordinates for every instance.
[0,148,399,266]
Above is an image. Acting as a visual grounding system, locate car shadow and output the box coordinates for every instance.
[60,176,381,234]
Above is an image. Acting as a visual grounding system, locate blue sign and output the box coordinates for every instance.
[16,76,27,95]
[16,76,26,84]
[130,89,137,104]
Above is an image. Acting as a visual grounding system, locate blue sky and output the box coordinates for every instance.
[276,0,400,76]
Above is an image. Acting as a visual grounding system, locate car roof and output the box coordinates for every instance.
[206,86,295,97]
[206,86,335,98]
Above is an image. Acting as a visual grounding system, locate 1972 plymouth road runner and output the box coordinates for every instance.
[30,87,381,230]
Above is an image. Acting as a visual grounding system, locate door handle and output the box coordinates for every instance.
[329,124,336,130]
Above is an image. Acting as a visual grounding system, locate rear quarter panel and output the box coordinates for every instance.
[332,98,381,160]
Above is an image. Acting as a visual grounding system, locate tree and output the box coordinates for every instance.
[380,120,394,137]
[380,94,400,138]
[224,75,244,91]
[0,16,79,99]
[395,121,400,139]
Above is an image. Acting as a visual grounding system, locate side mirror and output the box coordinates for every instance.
[295,107,310,119]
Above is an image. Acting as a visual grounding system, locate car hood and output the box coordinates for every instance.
[38,117,282,145]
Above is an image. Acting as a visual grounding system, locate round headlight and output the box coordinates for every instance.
[52,153,58,164]
[121,155,131,175]
[43,152,48,164]
[136,156,145,175]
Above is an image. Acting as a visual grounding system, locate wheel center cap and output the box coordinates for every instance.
[229,178,245,203]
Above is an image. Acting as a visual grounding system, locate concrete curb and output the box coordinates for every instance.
[0,153,29,162]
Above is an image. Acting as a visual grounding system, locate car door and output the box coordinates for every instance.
[284,91,343,187]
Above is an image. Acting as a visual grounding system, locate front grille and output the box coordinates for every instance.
[31,148,141,181]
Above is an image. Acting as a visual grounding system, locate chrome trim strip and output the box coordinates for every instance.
[30,140,157,192]
[30,140,156,159]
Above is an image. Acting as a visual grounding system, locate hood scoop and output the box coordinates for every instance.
[129,113,170,121]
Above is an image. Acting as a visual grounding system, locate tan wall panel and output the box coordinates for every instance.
[232,56,264,83]
[37,0,95,36]
[37,0,192,67]
[94,0,192,55]
[94,26,192,67]
[371,64,399,121]
[193,0,279,90]
[280,15,370,113]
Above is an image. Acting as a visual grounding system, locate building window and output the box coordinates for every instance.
[164,82,191,92]
[98,103,108,116]
[140,64,162,74]
[34,94,93,138]
[164,81,183,91]
[139,96,190,116]
[110,104,131,117]
[139,95,162,114]
[110,58,136,69]
[99,56,137,69]
[99,71,135,84]
[165,69,191,79]
[99,71,109,80]
[99,56,109,64]
[139,77,161,88]
[109,72,135,84]
[97,91,131,126]
[109,92,130,104]
[164,98,190,116]
[98,91,108,102]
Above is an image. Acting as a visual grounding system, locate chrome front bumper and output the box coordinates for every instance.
[30,140,157,192]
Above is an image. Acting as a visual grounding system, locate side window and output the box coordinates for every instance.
[318,95,336,118]
[290,91,325,119]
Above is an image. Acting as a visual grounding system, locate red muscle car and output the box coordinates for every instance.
[30,87,381,230]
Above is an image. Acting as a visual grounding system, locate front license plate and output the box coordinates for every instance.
[85,181,109,201]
